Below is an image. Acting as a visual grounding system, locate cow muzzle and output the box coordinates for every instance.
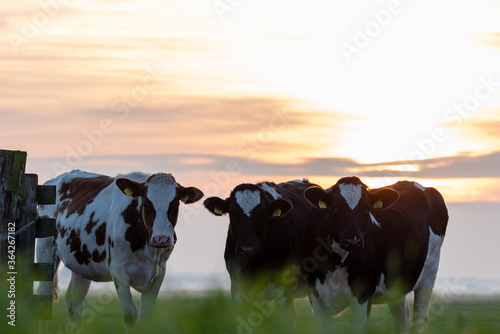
[340,236,363,251]
[152,235,174,249]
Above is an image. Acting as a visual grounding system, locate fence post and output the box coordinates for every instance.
[0,150,27,269]
[0,149,30,332]
[0,150,57,332]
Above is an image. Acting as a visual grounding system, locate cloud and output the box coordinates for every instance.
[1,90,352,169]
[31,150,500,183]
[241,151,500,179]
[405,152,500,178]
[343,151,500,179]
[120,96,346,133]
[4,0,500,191]
[481,32,500,50]
[69,95,350,157]
[460,119,500,141]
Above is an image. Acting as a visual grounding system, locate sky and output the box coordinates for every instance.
[1,0,500,286]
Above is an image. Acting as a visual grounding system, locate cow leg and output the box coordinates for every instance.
[413,281,437,334]
[309,293,334,333]
[388,296,410,334]
[140,264,166,323]
[349,297,370,334]
[114,278,138,333]
[287,299,298,323]
[412,237,442,334]
[65,272,91,332]
[413,286,434,334]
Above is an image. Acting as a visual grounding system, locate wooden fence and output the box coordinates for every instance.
[0,149,57,331]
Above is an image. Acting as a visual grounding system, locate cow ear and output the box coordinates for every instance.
[116,178,144,198]
[267,199,292,219]
[304,186,331,210]
[368,188,400,209]
[203,197,229,216]
[178,186,204,204]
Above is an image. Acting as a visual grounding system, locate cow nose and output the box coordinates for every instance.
[237,244,257,256]
[152,235,172,248]
[341,237,362,251]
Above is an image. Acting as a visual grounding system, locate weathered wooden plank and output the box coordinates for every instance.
[0,151,56,324]
[33,263,54,281]
[0,149,27,197]
[18,174,38,257]
[36,217,57,238]
[0,149,28,329]
[0,150,26,271]
[16,173,38,331]
[37,185,56,205]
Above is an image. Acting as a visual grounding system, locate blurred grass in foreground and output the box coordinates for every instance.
[38,292,500,334]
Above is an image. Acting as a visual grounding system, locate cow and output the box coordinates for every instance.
[302,177,448,333]
[203,180,316,311]
[36,170,203,333]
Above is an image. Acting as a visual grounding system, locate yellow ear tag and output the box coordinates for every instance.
[214,207,223,215]
[318,200,327,209]
[124,187,133,197]
[273,208,281,218]
[373,200,383,209]
[180,195,189,203]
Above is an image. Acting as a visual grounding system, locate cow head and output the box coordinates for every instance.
[116,173,203,249]
[204,184,292,257]
[304,176,399,252]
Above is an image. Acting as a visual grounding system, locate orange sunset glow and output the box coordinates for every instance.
[1,0,500,281]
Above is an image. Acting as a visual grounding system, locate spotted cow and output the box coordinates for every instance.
[302,177,448,333]
[36,170,203,332]
[203,180,317,310]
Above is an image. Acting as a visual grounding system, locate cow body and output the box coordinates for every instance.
[303,178,448,333]
[204,180,316,307]
[36,170,203,332]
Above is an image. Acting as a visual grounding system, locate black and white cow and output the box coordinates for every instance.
[203,180,316,308]
[36,170,203,332]
[302,177,448,333]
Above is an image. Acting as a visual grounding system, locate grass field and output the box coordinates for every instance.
[37,291,500,334]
